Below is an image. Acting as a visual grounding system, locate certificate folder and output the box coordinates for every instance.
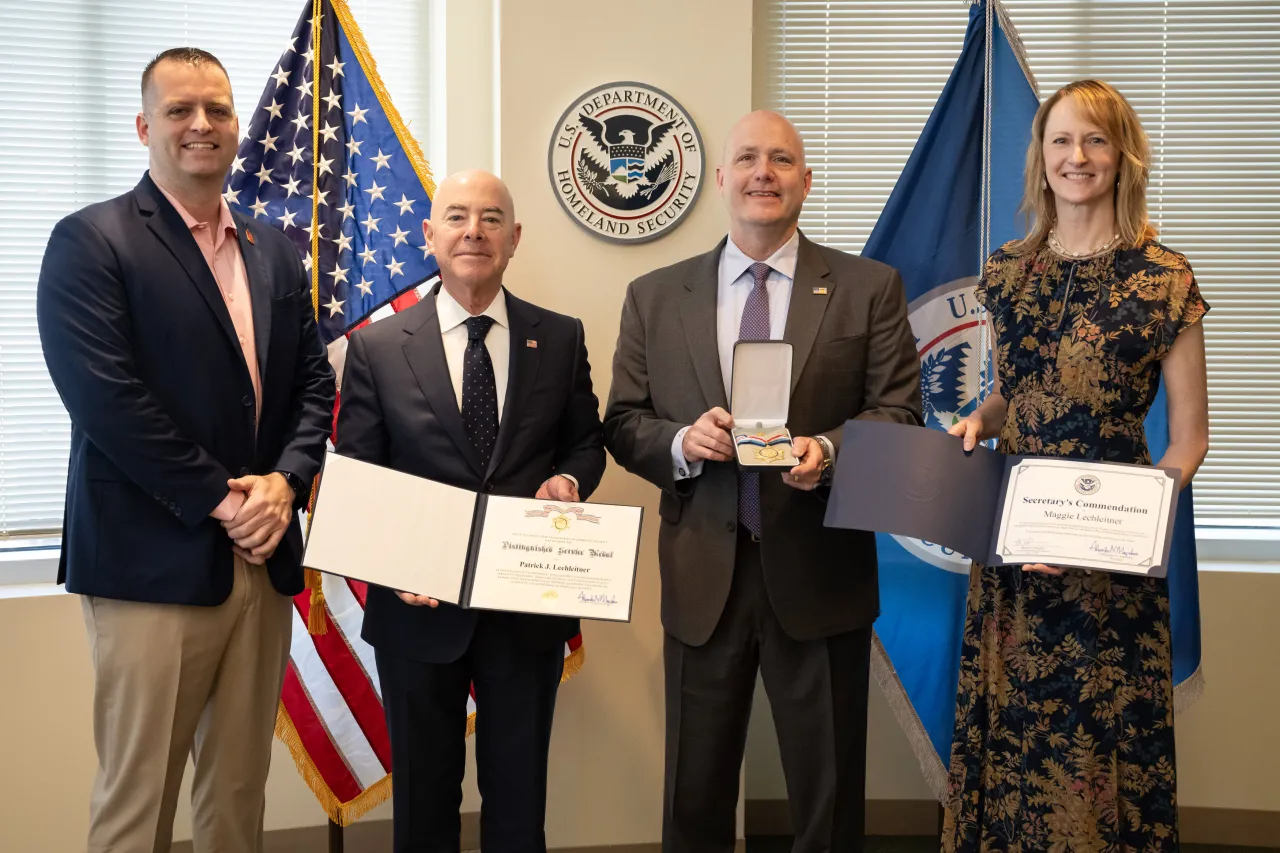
[823,420,1180,576]
[304,452,643,621]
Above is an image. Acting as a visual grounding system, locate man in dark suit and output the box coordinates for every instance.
[35,48,334,852]
[604,111,922,853]
[336,169,606,853]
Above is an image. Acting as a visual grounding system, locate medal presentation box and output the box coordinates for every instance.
[731,341,798,468]
[303,452,643,621]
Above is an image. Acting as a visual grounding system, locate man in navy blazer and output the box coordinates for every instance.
[36,48,333,853]
[337,170,605,853]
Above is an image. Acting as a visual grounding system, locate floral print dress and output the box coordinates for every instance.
[942,240,1208,852]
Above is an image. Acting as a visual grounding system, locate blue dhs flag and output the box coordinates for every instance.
[224,0,439,348]
[859,0,1202,797]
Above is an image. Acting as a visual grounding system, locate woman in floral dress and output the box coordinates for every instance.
[942,80,1210,851]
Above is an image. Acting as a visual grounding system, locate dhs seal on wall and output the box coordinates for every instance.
[892,277,992,574]
[548,82,704,243]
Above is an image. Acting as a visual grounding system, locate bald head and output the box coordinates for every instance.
[431,170,516,226]
[721,111,806,170]
[425,170,522,306]
[716,111,812,256]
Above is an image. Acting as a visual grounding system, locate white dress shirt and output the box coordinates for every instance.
[437,285,510,420]
[672,231,802,479]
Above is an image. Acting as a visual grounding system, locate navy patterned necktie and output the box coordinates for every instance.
[461,315,499,470]
[737,262,772,537]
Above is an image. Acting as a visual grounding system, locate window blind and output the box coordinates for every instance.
[0,0,428,539]
[763,0,1280,526]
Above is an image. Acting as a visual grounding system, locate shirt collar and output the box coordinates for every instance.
[436,284,509,334]
[723,229,800,285]
[153,178,237,239]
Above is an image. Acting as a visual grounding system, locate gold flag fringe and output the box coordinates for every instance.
[275,701,393,826]
[561,641,586,682]
[331,0,436,200]
[305,570,328,635]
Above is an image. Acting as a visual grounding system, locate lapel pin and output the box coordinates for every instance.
[812,286,828,295]
[245,229,255,245]
[526,339,538,349]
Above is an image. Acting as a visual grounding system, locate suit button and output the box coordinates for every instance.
[174,507,182,518]
[484,483,494,493]
[726,521,736,533]
[242,395,253,407]
[239,467,251,476]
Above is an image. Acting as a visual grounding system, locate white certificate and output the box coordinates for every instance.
[467,497,643,621]
[994,458,1176,574]
[303,452,642,620]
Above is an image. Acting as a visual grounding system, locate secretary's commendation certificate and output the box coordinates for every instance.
[993,458,1175,573]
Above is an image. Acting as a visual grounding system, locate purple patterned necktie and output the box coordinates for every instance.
[737,262,772,536]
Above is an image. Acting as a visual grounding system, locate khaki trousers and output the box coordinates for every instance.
[81,557,292,853]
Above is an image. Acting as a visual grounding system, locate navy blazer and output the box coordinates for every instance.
[336,284,606,664]
[37,173,335,605]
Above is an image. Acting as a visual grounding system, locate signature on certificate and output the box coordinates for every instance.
[1088,541,1141,560]
[577,591,618,606]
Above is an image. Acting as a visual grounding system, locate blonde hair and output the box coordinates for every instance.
[1011,79,1157,253]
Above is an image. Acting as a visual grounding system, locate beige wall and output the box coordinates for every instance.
[498,0,752,846]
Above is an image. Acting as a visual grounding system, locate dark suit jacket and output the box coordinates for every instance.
[36,173,335,606]
[604,233,922,646]
[338,283,606,664]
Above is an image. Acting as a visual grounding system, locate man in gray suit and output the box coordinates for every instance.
[604,111,922,853]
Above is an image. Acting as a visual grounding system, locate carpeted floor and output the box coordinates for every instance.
[747,835,1279,853]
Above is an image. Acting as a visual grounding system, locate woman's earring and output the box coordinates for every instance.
[1041,176,1048,190]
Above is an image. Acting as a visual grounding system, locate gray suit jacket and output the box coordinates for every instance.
[604,233,922,646]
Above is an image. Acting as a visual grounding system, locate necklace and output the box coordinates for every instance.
[1047,229,1120,259]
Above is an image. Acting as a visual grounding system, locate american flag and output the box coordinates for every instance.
[224,0,585,825]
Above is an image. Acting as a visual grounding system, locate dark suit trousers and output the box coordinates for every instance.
[663,534,872,853]
[376,613,565,853]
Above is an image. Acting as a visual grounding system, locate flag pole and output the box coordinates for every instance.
[311,3,343,849]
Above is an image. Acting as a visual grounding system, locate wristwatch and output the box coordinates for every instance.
[816,437,835,484]
[277,470,307,504]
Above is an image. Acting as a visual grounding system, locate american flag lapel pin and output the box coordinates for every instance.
[246,229,256,245]
[527,339,538,349]
[812,286,828,295]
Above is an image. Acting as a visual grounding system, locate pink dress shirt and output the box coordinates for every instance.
[154,183,262,422]
[155,183,261,521]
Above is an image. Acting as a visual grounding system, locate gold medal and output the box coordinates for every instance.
[753,445,786,463]
[736,429,794,465]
